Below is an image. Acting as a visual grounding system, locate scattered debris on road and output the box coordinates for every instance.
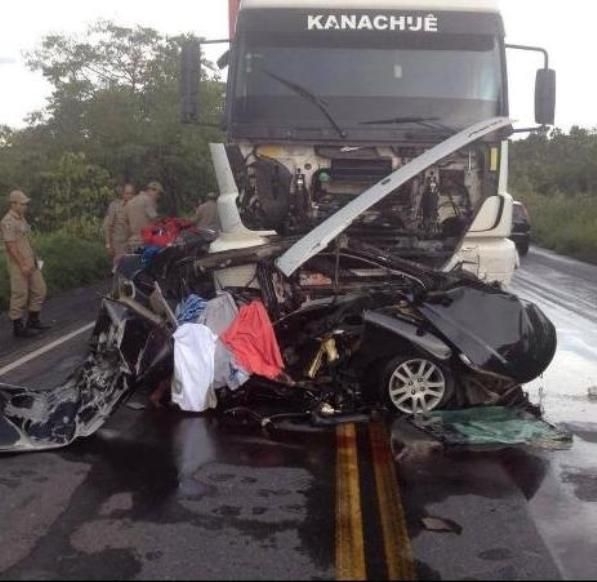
[421,516,463,535]
[0,237,561,453]
[0,120,564,453]
[409,407,572,451]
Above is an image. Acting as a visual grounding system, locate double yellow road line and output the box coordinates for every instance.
[335,422,416,581]
[336,423,366,579]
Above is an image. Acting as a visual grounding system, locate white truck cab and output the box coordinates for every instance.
[184,0,555,286]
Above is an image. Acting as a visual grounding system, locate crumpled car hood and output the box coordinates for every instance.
[419,285,557,384]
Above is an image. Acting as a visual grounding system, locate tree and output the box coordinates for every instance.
[510,126,597,197]
[0,20,224,228]
[34,152,113,236]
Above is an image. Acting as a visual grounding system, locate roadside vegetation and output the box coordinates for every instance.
[0,21,223,311]
[510,128,597,264]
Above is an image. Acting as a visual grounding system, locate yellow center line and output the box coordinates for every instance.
[335,423,366,581]
[369,421,416,581]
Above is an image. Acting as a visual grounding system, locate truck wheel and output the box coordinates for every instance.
[517,240,530,257]
[381,355,454,415]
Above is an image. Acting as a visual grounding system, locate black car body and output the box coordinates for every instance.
[510,201,531,256]
[0,122,557,453]
[0,232,558,453]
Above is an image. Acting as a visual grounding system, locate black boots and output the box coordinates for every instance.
[12,313,52,338]
[27,312,52,331]
[13,319,37,338]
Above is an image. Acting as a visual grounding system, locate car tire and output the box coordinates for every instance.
[380,355,454,415]
[517,240,530,257]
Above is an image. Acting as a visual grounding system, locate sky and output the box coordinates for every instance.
[0,0,592,131]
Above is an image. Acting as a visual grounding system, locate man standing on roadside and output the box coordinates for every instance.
[125,181,163,251]
[103,182,136,261]
[193,191,221,232]
[103,182,137,264]
[1,190,51,338]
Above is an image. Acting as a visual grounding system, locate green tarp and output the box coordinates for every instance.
[410,406,573,450]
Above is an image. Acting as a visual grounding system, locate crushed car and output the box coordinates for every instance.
[0,119,566,453]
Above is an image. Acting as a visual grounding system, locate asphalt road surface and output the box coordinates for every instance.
[0,247,596,580]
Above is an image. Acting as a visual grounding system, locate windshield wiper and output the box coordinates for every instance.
[359,116,456,135]
[260,68,347,139]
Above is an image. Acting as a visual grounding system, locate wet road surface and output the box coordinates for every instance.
[508,247,597,581]
[0,247,596,580]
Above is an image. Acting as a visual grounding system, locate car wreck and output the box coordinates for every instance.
[0,119,568,453]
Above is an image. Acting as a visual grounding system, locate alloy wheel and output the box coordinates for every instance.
[387,358,447,415]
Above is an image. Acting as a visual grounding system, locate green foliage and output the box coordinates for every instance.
[514,191,597,264]
[0,20,224,223]
[510,127,597,264]
[0,232,110,311]
[35,152,113,232]
[510,127,597,196]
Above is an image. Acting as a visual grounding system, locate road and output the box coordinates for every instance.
[508,248,597,580]
[0,247,596,580]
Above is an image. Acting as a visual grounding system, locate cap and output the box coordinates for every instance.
[8,190,31,204]
[146,181,164,193]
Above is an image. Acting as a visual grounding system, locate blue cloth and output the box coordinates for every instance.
[176,294,208,325]
[141,245,162,267]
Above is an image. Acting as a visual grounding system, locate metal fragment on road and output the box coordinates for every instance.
[421,516,463,535]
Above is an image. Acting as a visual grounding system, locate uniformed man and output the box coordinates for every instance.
[1,190,51,338]
[125,181,163,251]
[193,191,221,232]
[102,183,136,261]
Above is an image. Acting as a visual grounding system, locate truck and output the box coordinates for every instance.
[182,0,556,286]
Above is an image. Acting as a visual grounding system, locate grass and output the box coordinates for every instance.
[514,191,597,264]
[0,230,110,312]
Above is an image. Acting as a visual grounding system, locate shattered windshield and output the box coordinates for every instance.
[232,33,504,134]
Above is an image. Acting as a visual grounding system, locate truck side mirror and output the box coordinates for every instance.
[181,40,201,124]
[535,68,556,126]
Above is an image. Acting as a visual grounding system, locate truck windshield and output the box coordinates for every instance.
[232,34,504,136]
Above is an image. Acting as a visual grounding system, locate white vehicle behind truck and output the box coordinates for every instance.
[181,0,556,286]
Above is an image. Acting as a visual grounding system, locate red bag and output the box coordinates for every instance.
[141,217,196,247]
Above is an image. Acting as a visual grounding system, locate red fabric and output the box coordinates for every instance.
[221,301,284,380]
[141,217,197,247]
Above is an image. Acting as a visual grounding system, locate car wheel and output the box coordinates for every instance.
[381,355,454,415]
[517,240,530,257]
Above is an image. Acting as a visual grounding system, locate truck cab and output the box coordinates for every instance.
[196,0,555,286]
